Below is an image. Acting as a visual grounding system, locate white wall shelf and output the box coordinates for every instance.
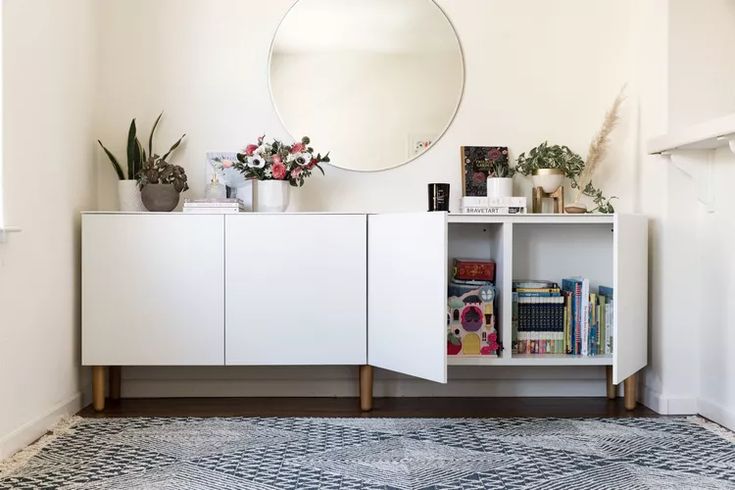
[647,112,735,155]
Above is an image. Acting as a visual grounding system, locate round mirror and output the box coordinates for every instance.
[269,0,464,172]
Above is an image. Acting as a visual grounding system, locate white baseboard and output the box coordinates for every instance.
[698,397,735,432]
[0,392,83,460]
[640,384,698,414]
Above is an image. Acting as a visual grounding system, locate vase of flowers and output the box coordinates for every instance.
[222,135,329,212]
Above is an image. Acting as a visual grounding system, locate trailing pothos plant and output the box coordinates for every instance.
[514,141,584,179]
[97,112,186,182]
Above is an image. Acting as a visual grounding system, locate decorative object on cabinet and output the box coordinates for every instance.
[516,142,584,192]
[461,196,526,215]
[460,146,510,197]
[428,183,450,212]
[183,198,245,214]
[205,159,229,200]
[568,88,626,214]
[139,157,189,212]
[82,212,647,412]
[206,152,253,210]
[532,182,565,214]
[486,150,515,198]
[98,113,186,212]
[270,0,463,172]
[227,135,329,212]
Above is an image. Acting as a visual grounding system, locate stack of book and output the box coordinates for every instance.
[460,196,527,215]
[512,278,614,356]
[183,198,245,214]
[512,280,565,354]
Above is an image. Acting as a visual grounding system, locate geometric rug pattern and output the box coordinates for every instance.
[1,417,734,489]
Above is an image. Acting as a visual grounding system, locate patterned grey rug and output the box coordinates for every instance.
[1,416,734,489]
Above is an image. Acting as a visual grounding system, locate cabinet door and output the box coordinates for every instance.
[613,214,648,384]
[225,214,367,365]
[368,212,448,383]
[82,214,225,366]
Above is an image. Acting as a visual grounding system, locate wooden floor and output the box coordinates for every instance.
[78,397,658,418]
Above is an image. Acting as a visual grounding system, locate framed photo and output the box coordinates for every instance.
[460,146,510,196]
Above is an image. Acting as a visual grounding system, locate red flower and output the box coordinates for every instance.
[272,162,287,180]
[307,158,318,169]
[244,144,258,156]
[291,142,305,154]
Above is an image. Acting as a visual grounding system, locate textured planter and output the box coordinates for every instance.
[486,177,513,198]
[254,180,290,212]
[141,183,180,212]
[531,168,564,193]
[117,180,144,212]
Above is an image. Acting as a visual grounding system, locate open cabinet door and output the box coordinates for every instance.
[613,214,648,384]
[368,212,448,383]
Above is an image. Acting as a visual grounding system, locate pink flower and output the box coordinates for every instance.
[272,154,283,165]
[290,142,305,154]
[244,144,258,156]
[291,167,302,179]
[221,159,233,169]
[272,162,287,180]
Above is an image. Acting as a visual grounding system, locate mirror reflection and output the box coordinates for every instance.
[269,0,464,172]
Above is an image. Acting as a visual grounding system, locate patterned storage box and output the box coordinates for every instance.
[447,281,500,356]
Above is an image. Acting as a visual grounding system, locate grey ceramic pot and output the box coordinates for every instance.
[141,183,180,212]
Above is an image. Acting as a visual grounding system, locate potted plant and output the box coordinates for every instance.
[138,156,189,212]
[98,113,185,211]
[223,135,330,212]
[515,141,584,193]
[486,148,515,198]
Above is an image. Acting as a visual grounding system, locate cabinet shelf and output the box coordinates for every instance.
[448,354,612,366]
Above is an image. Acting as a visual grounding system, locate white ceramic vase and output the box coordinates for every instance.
[254,180,290,212]
[531,169,564,193]
[117,180,144,211]
[486,177,513,198]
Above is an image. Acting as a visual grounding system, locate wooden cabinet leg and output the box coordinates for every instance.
[623,372,638,410]
[92,366,106,412]
[109,366,121,401]
[359,365,373,412]
[605,366,616,400]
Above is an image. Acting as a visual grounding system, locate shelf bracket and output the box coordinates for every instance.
[660,150,715,213]
[716,135,735,154]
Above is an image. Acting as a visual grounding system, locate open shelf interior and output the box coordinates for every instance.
[447,220,615,367]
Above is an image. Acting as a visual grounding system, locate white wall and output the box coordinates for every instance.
[668,0,735,130]
[0,0,97,458]
[93,0,645,399]
[639,0,735,429]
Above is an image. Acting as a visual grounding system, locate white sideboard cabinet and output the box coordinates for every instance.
[82,212,648,412]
